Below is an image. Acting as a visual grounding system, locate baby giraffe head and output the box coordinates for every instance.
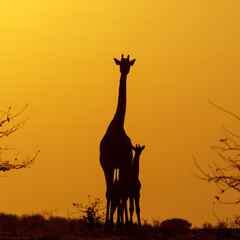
[132,144,145,156]
[114,54,136,75]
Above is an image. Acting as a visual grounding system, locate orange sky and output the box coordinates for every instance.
[0,0,240,226]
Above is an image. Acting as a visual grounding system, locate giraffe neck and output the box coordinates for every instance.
[112,73,127,129]
[132,153,140,178]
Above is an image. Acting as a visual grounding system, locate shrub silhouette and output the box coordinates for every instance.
[73,195,104,230]
[21,214,47,232]
[160,218,192,232]
[0,213,19,232]
[0,212,85,236]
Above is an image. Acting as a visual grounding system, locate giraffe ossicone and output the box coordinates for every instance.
[114,54,136,75]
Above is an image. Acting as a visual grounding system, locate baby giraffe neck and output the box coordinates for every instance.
[132,153,140,178]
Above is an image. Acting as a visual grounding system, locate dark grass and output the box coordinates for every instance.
[0,213,239,240]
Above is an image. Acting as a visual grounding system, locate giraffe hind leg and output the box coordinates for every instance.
[124,199,129,232]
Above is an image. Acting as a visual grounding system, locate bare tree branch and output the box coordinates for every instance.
[0,105,38,173]
[0,151,40,172]
[195,101,240,204]
[0,105,28,139]
[207,99,240,122]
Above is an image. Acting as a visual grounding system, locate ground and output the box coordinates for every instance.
[0,228,239,240]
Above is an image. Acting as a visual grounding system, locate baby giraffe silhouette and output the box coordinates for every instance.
[110,145,145,232]
[129,144,145,231]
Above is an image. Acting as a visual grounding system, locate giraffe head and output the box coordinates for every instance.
[132,144,145,155]
[114,54,136,75]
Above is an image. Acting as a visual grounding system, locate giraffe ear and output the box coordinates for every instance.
[142,145,145,150]
[132,145,136,150]
[130,59,136,66]
[114,58,121,65]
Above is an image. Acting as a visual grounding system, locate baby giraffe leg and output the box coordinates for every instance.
[135,194,141,230]
[129,197,134,231]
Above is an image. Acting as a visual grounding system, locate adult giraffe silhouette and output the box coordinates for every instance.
[100,54,135,232]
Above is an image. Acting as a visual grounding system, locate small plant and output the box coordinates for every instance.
[215,219,229,229]
[202,221,214,229]
[41,209,58,220]
[215,215,240,229]
[73,195,104,230]
[152,218,161,229]
[231,214,240,229]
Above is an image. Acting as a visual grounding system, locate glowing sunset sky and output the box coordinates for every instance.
[0,0,239,226]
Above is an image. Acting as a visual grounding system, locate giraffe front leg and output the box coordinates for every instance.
[118,197,128,233]
[110,198,117,231]
[124,199,129,232]
[105,198,110,233]
[116,199,121,232]
[104,170,114,233]
[117,199,124,233]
